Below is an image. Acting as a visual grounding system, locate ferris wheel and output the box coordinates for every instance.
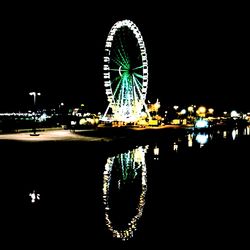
[102,19,150,123]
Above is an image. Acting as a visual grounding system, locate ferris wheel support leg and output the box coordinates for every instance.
[143,101,151,120]
[102,102,112,121]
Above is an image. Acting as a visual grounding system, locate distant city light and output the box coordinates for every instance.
[230,110,238,118]
[196,106,206,117]
[208,108,214,114]
[180,109,186,115]
[187,106,194,112]
[195,119,209,128]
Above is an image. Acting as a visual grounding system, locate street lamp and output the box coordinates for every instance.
[29,92,41,107]
[29,92,41,136]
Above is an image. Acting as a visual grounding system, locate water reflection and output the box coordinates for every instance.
[103,146,147,241]
[232,129,238,140]
[223,131,227,139]
[187,126,250,149]
[29,190,40,203]
[244,126,250,136]
[195,133,209,147]
[153,145,159,160]
[187,134,193,147]
[173,142,178,151]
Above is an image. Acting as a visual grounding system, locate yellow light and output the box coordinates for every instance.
[208,108,214,114]
[198,106,206,113]
[196,106,206,117]
[188,106,194,112]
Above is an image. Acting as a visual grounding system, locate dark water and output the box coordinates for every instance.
[2,126,250,248]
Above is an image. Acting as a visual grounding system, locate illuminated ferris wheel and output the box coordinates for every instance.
[102,19,150,123]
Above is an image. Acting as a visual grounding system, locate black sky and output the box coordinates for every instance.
[1,3,249,112]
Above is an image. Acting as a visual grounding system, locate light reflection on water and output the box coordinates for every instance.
[100,125,250,241]
[101,125,249,241]
[153,145,159,159]
[29,190,40,203]
[244,126,250,135]
[20,124,250,244]
[103,146,148,241]
[190,125,250,147]
[187,133,193,147]
[195,133,209,147]
[232,129,238,140]
[173,141,178,151]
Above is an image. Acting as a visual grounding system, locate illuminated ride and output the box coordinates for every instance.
[102,19,150,123]
[103,146,148,241]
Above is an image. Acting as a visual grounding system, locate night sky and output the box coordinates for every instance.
[1,3,249,113]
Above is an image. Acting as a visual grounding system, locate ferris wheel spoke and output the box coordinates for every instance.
[132,65,144,71]
[120,84,126,101]
[133,72,143,79]
[132,74,143,89]
[122,77,129,108]
[110,68,126,72]
[133,80,141,97]
[113,77,123,97]
[112,57,127,69]
[111,75,122,90]
[133,76,144,97]
[133,78,151,117]
[110,68,127,78]
[113,36,130,67]
[132,85,140,109]
[117,48,130,68]
[112,49,128,69]
[118,36,130,65]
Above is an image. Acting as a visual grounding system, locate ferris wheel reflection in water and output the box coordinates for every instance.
[102,146,148,241]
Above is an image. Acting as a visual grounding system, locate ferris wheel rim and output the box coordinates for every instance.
[103,19,149,107]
